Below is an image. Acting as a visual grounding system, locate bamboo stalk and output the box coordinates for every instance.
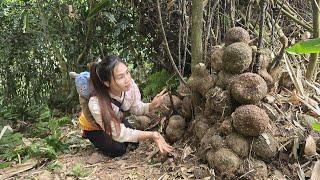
[306,0,320,81]
[191,0,203,70]
[191,0,204,108]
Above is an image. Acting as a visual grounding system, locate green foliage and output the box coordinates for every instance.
[30,108,69,153]
[0,132,23,150]
[0,0,155,114]
[286,38,320,54]
[311,122,320,132]
[0,96,25,121]
[1,133,62,162]
[0,95,54,123]
[0,104,72,162]
[0,162,11,169]
[1,140,58,161]
[71,163,87,178]
[87,0,113,20]
[142,69,179,100]
[32,109,69,137]
[47,160,62,171]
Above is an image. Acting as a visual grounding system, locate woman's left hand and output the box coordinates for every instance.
[150,89,168,111]
[152,132,173,153]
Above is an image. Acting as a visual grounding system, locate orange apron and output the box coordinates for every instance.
[78,112,101,131]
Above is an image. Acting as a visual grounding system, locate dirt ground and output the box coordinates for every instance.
[2,107,320,180]
[3,129,209,180]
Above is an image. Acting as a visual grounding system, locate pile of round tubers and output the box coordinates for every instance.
[133,27,316,178]
[189,27,280,176]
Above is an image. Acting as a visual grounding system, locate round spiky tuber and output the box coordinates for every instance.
[194,117,210,140]
[181,96,192,120]
[230,73,268,104]
[159,95,182,117]
[215,70,237,90]
[205,87,235,116]
[222,42,252,74]
[218,117,234,135]
[132,116,152,130]
[177,80,191,97]
[232,105,269,136]
[225,27,250,46]
[209,46,224,72]
[200,128,224,152]
[165,115,185,143]
[226,133,249,157]
[198,128,225,161]
[246,160,268,180]
[206,148,241,173]
[252,133,278,160]
[187,63,215,96]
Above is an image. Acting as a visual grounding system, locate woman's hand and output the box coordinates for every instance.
[150,89,168,111]
[152,132,173,153]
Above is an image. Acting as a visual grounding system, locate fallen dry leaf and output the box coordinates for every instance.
[311,160,320,180]
[304,135,317,156]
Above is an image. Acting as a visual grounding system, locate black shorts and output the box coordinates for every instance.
[84,119,139,157]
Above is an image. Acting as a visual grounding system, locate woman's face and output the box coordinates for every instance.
[108,62,132,94]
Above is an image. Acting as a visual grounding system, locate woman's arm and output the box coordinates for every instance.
[89,96,173,153]
[136,131,173,153]
[149,89,168,111]
[89,96,142,142]
[127,80,150,115]
[129,80,167,115]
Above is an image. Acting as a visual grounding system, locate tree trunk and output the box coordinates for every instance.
[306,0,320,81]
[191,0,203,71]
[191,0,203,110]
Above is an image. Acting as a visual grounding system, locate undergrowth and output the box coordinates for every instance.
[0,96,86,169]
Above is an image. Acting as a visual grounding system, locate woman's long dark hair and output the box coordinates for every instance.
[89,55,124,136]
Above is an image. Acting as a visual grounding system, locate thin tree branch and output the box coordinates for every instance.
[275,0,313,32]
[253,0,267,73]
[265,11,288,72]
[204,0,219,63]
[156,0,188,86]
[182,0,188,74]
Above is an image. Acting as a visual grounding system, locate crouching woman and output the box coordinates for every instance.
[78,55,173,157]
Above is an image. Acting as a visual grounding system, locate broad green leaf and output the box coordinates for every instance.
[286,38,320,54]
[311,122,320,132]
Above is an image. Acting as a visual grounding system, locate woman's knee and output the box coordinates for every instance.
[104,144,127,157]
[85,130,128,157]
